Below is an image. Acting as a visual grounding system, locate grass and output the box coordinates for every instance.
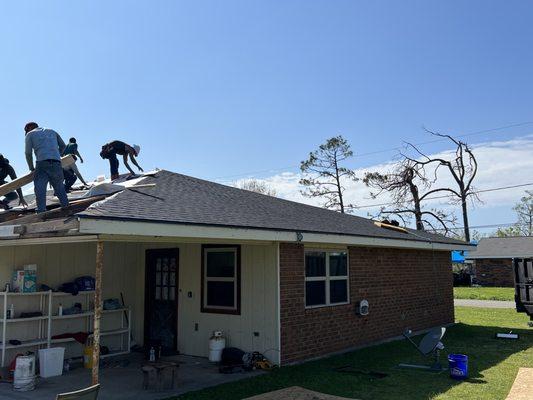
[172,307,533,400]
[454,287,515,301]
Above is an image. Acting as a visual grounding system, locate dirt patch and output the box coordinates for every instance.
[245,386,357,400]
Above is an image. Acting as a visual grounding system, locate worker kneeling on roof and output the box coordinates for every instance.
[0,155,28,210]
[100,140,143,180]
[24,122,69,213]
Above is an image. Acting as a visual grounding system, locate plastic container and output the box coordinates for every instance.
[39,347,65,378]
[208,331,226,362]
[448,354,468,380]
[83,346,93,369]
[13,355,36,391]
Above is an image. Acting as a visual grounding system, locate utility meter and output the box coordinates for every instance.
[356,299,369,316]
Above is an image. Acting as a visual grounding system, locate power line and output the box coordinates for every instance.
[434,222,518,231]
[355,182,533,210]
[211,121,533,181]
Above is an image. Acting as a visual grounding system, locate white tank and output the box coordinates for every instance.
[208,331,226,362]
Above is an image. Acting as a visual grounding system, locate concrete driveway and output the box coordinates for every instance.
[454,299,515,308]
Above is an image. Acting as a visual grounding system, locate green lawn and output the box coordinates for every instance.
[454,287,515,301]
[172,307,533,400]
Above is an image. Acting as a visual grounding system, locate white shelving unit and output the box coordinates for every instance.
[0,290,131,366]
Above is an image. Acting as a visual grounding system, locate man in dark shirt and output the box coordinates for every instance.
[0,155,28,209]
[100,140,143,180]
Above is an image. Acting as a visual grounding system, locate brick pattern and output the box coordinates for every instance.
[279,243,454,364]
[473,258,515,287]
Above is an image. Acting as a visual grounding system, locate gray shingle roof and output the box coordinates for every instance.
[78,170,468,246]
[466,237,533,259]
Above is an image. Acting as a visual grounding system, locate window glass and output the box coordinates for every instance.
[206,282,235,307]
[305,281,326,306]
[305,252,326,277]
[329,252,347,276]
[330,280,348,303]
[206,251,235,277]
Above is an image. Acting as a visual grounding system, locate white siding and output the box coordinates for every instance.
[0,240,280,364]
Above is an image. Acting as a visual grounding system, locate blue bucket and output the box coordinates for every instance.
[448,354,468,380]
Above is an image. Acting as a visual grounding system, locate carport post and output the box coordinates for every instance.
[92,240,104,385]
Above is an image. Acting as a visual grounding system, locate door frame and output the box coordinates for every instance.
[144,248,179,351]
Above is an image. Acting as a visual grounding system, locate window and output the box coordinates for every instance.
[201,245,241,314]
[305,251,349,307]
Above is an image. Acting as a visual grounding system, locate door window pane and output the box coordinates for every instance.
[206,282,235,307]
[206,251,235,277]
[305,252,326,277]
[330,280,348,303]
[305,281,326,306]
[330,252,347,276]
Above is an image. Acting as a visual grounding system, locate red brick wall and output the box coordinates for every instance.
[279,243,454,364]
[473,258,515,287]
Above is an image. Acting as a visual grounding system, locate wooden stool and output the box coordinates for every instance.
[141,361,179,391]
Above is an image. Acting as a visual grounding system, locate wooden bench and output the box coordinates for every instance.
[141,361,179,391]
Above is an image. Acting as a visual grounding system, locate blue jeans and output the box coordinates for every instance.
[34,160,69,213]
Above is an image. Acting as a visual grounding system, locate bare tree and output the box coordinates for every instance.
[403,130,479,242]
[300,135,358,213]
[363,159,456,234]
[235,179,277,197]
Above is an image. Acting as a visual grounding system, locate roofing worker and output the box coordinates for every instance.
[24,122,69,213]
[62,137,84,163]
[0,155,28,209]
[100,140,143,180]
[63,156,88,192]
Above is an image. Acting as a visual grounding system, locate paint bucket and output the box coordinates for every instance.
[83,346,93,369]
[448,354,468,380]
[13,355,36,392]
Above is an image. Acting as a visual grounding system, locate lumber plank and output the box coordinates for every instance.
[13,218,79,235]
[0,155,75,197]
[0,195,106,226]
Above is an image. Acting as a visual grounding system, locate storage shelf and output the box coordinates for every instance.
[3,339,48,349]
[0,290,131,366]
[52,308,129,319]
[0,316,48,323]
[52,291,95,297]
[1,291,48,296]
[50,328,129,344]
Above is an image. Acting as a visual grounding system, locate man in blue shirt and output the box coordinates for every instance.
[24,122,69,213]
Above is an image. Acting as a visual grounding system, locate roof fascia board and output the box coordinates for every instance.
[79,219,470,251]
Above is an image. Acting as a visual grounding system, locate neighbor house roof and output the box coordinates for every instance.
[75,170,468,246]
[466,237,533,259]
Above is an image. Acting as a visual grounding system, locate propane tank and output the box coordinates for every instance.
[208,331,226,362]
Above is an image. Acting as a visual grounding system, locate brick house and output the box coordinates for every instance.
[467,237,533,287]
[0,170,470,369]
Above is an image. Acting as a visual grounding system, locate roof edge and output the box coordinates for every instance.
[78,217,472,251]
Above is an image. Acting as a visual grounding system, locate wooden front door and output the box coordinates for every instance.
[144,248,179,355]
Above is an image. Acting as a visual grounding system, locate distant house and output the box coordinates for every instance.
[467,237,533,287]
[0,170,471,370]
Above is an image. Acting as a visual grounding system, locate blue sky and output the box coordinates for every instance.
[1,1,532,232]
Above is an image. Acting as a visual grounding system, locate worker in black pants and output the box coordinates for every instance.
[100,140,143,180]
[0,155,27,209]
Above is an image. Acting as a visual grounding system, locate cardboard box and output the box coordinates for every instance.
[12,266,37,293]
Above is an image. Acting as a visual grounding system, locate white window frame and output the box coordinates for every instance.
[203,247,238,312]
[304,250,350,309]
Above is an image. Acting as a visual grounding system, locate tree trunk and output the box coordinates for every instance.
[461,195,470,242]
